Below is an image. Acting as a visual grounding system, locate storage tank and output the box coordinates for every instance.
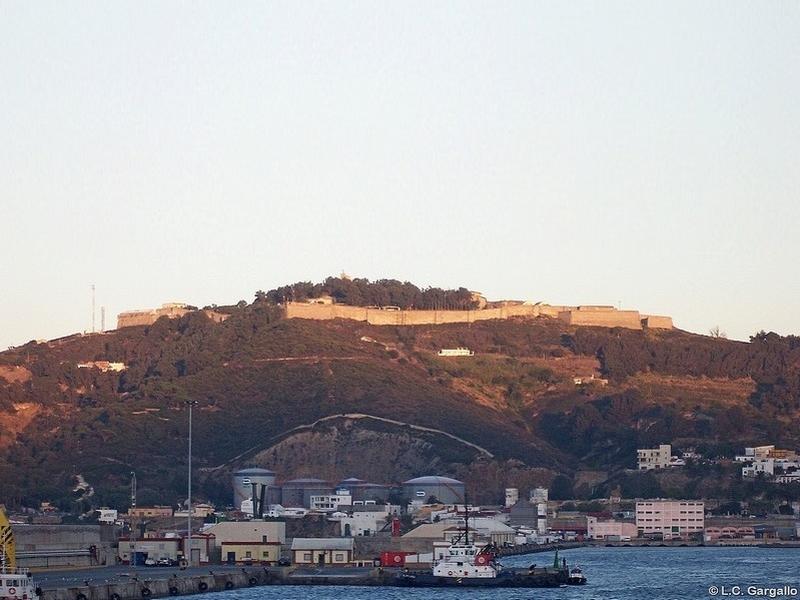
[336,477,391,503]
[402,476,465,505]
[280,478,332,508]
[232,468,276,511]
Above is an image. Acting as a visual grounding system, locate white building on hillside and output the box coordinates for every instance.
[637,444,681,470]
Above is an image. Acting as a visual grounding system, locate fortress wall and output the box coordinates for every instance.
[286,301,670,330]
[642,315,673,329]
[287,303,544,325]
[537,305,574,318]
[117,311,158,328]
[559,309,643,330]
[284,303,370,321]
[116,305,194,329]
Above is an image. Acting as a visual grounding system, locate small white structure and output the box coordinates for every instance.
[504,488,519,508]
[530,487,548,503]
[742,459,775,478]
[77,361,127,372]
[437,348,474,357]
[96,508,118,524]
[339,505,394,537]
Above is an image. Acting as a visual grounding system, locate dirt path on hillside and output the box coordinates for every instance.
[206,412,494,472]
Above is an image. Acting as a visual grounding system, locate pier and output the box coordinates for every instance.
[37,562,571,599]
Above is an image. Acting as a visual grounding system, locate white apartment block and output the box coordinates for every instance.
[637,444,672,470]
[635,500,704,540]
[742,459,775,478]
[309,494,352,512]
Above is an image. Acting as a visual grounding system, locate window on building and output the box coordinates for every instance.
[335,553,344,562]
[262,551,269,558]
[303,553,312,562]
[245,551,252,558]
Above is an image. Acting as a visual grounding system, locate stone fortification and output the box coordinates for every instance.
[285,301,673,330]
[641,315,674,329]
[558,307,643,330]
[117,303,229,329]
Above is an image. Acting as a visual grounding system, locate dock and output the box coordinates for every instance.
[38,563,571,599]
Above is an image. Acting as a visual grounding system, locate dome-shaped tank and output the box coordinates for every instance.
[232,467,276,510]
[402,475,465,505]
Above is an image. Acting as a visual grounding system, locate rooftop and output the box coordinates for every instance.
[291,538,354,551]
[234,468,275,476]
[403,476,463,485]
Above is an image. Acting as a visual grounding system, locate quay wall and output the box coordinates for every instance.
[42,569,275,600]
[40,567,397,600]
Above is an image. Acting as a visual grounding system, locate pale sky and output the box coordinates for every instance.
[2,1,799,348]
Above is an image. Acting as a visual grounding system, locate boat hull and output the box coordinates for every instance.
[395,571,566,588]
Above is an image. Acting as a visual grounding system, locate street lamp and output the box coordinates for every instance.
[186,400,199,566]
[130,471,137,566]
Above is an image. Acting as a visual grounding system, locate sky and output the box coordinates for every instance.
[1,1,799,347]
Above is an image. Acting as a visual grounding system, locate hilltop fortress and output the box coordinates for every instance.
[117,299,672,331]
[117,303,229,329]
[284,300,673,330]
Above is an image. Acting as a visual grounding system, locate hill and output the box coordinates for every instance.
[0,292,798,512]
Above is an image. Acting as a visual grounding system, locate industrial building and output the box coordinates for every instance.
[402,476,465,505]
[118,537,180,565]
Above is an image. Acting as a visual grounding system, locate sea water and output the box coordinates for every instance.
[195,547,799,600]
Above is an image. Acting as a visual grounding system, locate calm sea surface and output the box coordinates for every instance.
[196,547,799,600]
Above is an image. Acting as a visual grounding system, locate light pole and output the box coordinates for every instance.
[186,400,199,566]
[130,471,137,566]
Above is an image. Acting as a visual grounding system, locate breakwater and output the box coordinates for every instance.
[497,542,584,557]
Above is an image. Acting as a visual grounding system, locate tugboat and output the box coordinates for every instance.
[395,505,582,588]
[1,508,38,600]
[568,566,587,585]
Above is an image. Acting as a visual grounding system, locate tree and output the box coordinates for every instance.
[709,326,727,339]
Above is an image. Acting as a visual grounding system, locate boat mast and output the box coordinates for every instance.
[463,492,469,546]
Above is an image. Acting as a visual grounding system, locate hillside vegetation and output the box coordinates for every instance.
[0,284,798,512]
